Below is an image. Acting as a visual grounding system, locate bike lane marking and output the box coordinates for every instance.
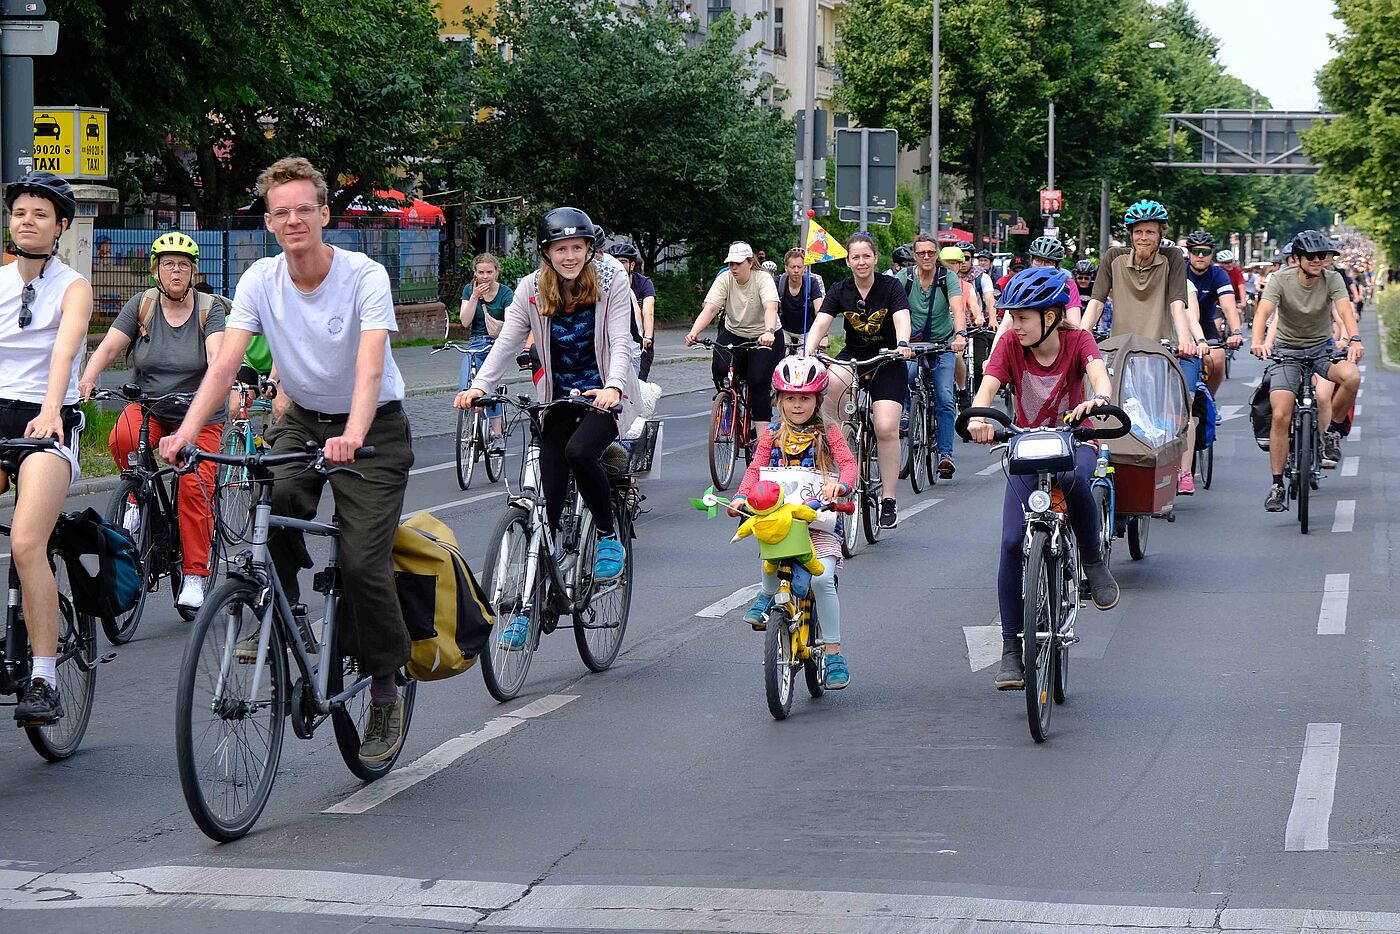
[1341,457,1360,477]
[695,584,762,618]
[899,497,944,521]
[1317,574,1350,635]
[962,624,1001,671]
[1284,722,1342,852]
[401,490,502,520]
[977,462,1002,476]
[1332,501,1355,534]
[324,693,580,815]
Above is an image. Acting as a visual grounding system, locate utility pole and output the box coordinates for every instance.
[799,0,818,244]
[929,0,939,236]
[1099,178,1111,257]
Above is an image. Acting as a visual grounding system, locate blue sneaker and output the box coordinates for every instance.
[498,615,530,651]
[744,593,774,630]
[824,653,850,690]
[594,535,625,581]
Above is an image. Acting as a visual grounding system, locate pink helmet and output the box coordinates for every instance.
[772,355,829,395]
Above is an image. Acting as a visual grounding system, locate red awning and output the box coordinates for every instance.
[937,226,974,244]
[345,189,445,226]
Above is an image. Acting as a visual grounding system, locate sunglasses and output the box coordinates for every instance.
[18,282,34,329]
[1189,248,1213,257]
[1300,251,1333,262]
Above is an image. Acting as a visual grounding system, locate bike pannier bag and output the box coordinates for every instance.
[1192,384,1217,450]
[1249,373,1272,451]
[393,511,494,681]
[55,507,141,621]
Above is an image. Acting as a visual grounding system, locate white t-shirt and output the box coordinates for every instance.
[228,246,405,413]
[0,257,86,405]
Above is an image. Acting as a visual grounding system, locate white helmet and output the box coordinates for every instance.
[772,355,829,394]
[761,260,778,274]
[1215,249,1235,263]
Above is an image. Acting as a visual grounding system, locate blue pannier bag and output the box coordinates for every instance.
[1192,382,1217,450]
[56,508,141,621]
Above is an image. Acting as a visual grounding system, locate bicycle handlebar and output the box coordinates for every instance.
[698,338,761,353]
[91,385,195,406]
[177,441,375,471]
[815,349,903,368]
[469,391,622,417]
[954,404,1131,444]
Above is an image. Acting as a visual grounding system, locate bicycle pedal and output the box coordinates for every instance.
[98,652,118,664]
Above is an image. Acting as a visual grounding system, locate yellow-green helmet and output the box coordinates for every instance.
[150,231,199,271]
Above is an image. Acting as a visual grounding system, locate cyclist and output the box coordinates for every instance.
[605,243,656,379]
[777,246,824,352]
[965,267,1119,690]
[1252,229,1363,511]
[684,241,780,434]
[80,232,226,611]
[887,243,915,277]
[1217,249,1247,307]
[1072,260,1108,334]
[730,357,857,688]
[1183,232,1245,402]
[160,157,415,764]
[458,206,640,611]
[804,232,915,528]
[894,232,965,480]
[943,245,983,410]
[0,172,91,725]
[1026,236,1081,324]
[967,250,997,324]
[995,256,1025,291]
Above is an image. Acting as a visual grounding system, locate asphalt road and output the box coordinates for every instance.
[1,317,1397,933]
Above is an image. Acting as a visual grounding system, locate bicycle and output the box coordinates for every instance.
[901,342,951,493]
[475,393,640,702]
[1185,339,1226,491]
[818,350,900,555]
[1268,348,1345,535]
[173,441,417,842]
[0,438,102,761]
[961,325,996,417]
[1088,441,1116,579]
[699,338,760,491]
[431,337,507,490]
[218,376,274,548]
[955,404,1131,743]
[96,386,223,643]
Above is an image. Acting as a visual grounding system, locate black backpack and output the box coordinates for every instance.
[55,508,142,623]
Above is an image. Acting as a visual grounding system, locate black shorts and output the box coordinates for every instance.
[0,399,84,477]
[836,353,905,404]
[1270,343,1341,393]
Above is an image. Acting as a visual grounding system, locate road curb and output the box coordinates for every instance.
[1,472,121,509]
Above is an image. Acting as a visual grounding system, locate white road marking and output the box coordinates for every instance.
[662,438,709,457]
[1353,404,1362,417]
[977,462,1002,476]
[962,624,1002,671]
[1245,377,1261,389]
[325,694,579,815]
[695,584,762,618]
[1332,500,1355,534]
[1350,427,1362,441]
[1359,364,1367,372]
[401,490,501,519]
[1284,722,1342,852]
[1217,404,1245,422]
[899,497,943,521]
[409,460,455,476]
[658,410,713,421]
[1317,573,1350,635]
[1341,456,1360,477]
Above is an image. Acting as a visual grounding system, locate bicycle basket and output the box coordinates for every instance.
[1006,430,1075,476]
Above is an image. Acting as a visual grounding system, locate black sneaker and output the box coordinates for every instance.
[15,677,63,725]
[878,498,898,529]
[1082,560,1120,610]
[938,454,956,479]
[1264,483,1287,513]
[994,639,1024,691]
[1322,430,1341,468]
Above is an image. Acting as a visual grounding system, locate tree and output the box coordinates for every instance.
[38,0,460,221]
[452,0,792,268]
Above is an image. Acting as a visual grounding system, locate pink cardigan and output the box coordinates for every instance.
[735,423,857,500]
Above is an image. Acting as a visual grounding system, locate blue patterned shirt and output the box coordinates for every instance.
[549,304,601,397]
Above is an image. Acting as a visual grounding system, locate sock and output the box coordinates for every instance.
[370,674,398,705]
[1273,474,1284,487]
[1327,421,1346,435]
[31,657,57,686]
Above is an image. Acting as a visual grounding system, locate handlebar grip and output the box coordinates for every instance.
[954,406,1012,442]
[830,501,856,514]
[354,446,375,459]
[1071,403,1132,441]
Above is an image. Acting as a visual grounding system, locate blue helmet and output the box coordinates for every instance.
[1124,199,1169,228]
[998,267,1072,312]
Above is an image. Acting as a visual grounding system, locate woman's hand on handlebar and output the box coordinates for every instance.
[968,418,998,445]
[584,387,621,411]
[821,478,846,503]
[683,330,701,347]
[1068,395,1107,425]
[158,429,196,465]
[455,388,485,410]
[78,377,97,402]
[895,344,914,361]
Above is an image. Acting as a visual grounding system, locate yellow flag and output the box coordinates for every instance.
[804,219,847,265]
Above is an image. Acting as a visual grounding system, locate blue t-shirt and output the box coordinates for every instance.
[1186,264,1233,339]
[549,304,600,397]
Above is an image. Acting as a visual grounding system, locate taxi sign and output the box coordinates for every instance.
[32,106,107,179]
[78,110,106,177]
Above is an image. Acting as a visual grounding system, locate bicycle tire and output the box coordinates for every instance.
[1092,482,1113,573]
[101,478,153,644]
[25,549,98,761]
[455,408,476,490]
[480,507,540,702]
[1054,546,1077,706]
[860,423,883,544]
[217,422,255,547]
[1297,409,1313,534]
[764,604,796,720]
[708,393,738,491]
[906,393,927,493]
[1201,441,1215,490]
[803,603,824,698]
[1127,515,1149,560]
[1022,531,1055,743]
[329,620,418,782]
[840,423,862,558]
[175,580,287,842]
[484,411,505,483]
[924,402,939,486]
[573,501,633,672]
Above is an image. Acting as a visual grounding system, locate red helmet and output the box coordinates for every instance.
[747,480,783,512]
[771,355,829,394]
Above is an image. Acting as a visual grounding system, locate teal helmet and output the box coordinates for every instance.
[1123,199,1169,228]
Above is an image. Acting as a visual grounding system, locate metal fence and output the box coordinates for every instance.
[91,217,442,323]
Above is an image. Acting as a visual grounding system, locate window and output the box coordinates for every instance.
[774,5,784,54]
[708,0,730,24]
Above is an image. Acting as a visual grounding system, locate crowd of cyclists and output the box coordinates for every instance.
[0,160,1378,781]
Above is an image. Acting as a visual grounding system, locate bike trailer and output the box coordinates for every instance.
[1095,334,1190,515]
[393,511,494,681]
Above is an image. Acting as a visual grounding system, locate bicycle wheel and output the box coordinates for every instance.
[1127,515,1149,560]
[25,549,99,761]
[1296,409,1314,534]
[480,507,541,702]
[175,580,287,842]
[860,427,883,545]
[708,393,738,490]
[455,408,477,490]
[906,393,927,493]
[484,412,505,483]
[840,424,862,558]
[1200,440,1215,490]
[924,403,939,486]
[1092,482,1113,572]
[329,622,418,782]
[217,422,254,546]
[764,605,796,720]
[803,603,824,698]
[1053,547,1077,706]
[573,502,633,672]
[101,478,153,645]
[1021,531,1055,743]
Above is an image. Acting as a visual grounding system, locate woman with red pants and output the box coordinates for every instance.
[80,232,225,611]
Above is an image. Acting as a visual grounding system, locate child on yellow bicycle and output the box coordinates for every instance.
[728,357,857,687]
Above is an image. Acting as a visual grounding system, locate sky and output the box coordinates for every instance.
[1183,0,1341,111]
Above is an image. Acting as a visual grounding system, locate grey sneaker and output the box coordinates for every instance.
[1265,483,1287,513]
[1082,560,1120,610]
[359,695,406,763]
[994,638,1024,691]
[1321,430,1341,468]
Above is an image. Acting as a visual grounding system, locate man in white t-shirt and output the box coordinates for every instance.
[161,157,414,765]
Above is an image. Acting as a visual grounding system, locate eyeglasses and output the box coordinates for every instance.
[1189,248,1213,257]
[267,204,322,224]
[158,259,194,271]
[18,282,34,329]
[1300,251,1332,262]
[913,250,937,258]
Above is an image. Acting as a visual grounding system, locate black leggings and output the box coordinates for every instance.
[711,323,779,422]
[540,408,618,536]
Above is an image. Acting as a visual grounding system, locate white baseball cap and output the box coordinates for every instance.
[724,241,755,264]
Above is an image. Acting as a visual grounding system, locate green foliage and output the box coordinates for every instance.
[77,402,120,478]
[1378,286,1400,366]
[498,256,537,290]
[651,270,703,323]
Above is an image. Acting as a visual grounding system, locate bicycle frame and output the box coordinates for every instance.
[1020,479,1081,641]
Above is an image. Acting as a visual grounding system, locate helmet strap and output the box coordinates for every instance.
[1028,307,1059,349]
[154,263,193,303]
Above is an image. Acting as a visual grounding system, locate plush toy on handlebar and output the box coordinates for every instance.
[729,481,825,577]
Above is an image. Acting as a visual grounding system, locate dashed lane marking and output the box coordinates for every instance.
[1317,573,1350,636]
[401,490,501,520]
[1332,500,1355,534]
[1284,722,1342,852]
[1341,457,1359,477]
[962,623,1002,671]
[695,584,762,619]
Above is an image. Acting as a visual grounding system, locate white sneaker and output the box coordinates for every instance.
[122,502,140,535]
[177,575,205,610]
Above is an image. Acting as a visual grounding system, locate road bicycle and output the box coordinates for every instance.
[173,441,415,841]
[901,342,951,493]
[819,351,901,556]
[431,337,507,490]
[217,376,274,547]
[956,404,1130,743]
[0,438,103,760]
[699,338,760,491]
[96,386,223,643]
[476,393,640,702]
[962,324,997,414]
[1269,348,1345,535]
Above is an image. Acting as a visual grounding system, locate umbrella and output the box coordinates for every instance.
[937,226,974,244]
[345,189,445,226]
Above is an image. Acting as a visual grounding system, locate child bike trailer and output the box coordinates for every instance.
[1095,333,1190,516]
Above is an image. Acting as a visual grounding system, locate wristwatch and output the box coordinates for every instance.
[1232,328,1243,336]
[1093,393,1111,404]
[897,340,910,348]
[1348,336,1363,345]
[955,329,969,337]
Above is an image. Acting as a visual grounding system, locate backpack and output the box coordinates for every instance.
[900,266,949,299]
[130,288,214,354]
[393,512,494,681]
[1192,384,1217,450]
[54,508,142,623]
[1249,372,1273,451]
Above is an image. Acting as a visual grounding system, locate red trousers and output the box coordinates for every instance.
[109,406,221,577]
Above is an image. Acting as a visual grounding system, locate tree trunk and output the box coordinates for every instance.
[160,147,206,222]
[1077,189,1088,259]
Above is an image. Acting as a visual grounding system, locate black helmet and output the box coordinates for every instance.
[1291,229,1338,257]
[1072,260,1096,276]
[537,207,597,248]
[893,243,914,265]
[1028,236,1065,262]
[5,171,76,226]
[1185,230,1216,249]
[974,249,992,260]
[605,242,641,263]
